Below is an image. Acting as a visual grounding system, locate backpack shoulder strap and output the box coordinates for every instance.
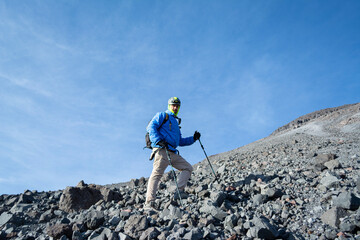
[159,112,169,129]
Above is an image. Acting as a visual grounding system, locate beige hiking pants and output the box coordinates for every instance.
[146,148,193,203]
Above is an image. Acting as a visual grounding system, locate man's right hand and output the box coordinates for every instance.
[157,140,168,148]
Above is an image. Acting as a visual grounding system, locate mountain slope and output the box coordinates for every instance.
[1,103,360,239]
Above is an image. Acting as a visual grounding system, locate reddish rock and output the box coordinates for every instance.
[46,223,72,239]
[59,181,122,212]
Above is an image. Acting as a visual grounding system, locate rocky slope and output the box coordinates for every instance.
[1,103,360,240]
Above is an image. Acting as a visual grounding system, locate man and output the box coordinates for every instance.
[145,97,200,209]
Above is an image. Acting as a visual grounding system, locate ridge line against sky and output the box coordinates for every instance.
[0,0,359,194]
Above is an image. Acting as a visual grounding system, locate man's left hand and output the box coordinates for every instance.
[193,131,201,141]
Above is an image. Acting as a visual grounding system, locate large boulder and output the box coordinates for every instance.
[59,181,122,212]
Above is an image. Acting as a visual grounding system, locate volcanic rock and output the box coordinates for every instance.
[85,210,105,230]
[247,216,279,239]
[59,181,121,212]
[139,227,161,240]
[46,223,72,239]
[321,207,348,228]
[0,212,13,227]
[123,214,149,239]
[332,192,360,210]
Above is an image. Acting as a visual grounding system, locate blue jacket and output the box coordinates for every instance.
[147,110,195,152]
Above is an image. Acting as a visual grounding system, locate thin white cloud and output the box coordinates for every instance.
[13,12,75,53]
[0,94,43,117]
[0,73,52,97]
[221,56,277,134]
[0,178,16,183]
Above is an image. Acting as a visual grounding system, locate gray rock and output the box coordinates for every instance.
[160,205,183,220]
[88,231,101,240]
[339,218,356,232]
[139,227,161,240]
[17,192,34,204]
[118,232,132,240]
[317,153,337,162]
[85,211,105,230]
[324,159,341,170]
[288,232,306,240]
[10,204,32,214]
[244,174,258,184]
[0,212,13,227]
[124,214,149,239]
[324,229,338,239]
[253,194,268,206]
[0,230,5,240]
[217,165,226,174]
[210,191,227,206]
[263,188,283,199]
[5,197,18,208]
[72,214,87,229]
[195,184,208,193]
[313,153,337,171]
[168,226,186,239]
[320,174,340,188]
[223,214,238,228]
[183,228,203,240]
[72,230,84,240]
[115,220,126,232]
[198,190,210,198]
[247,216,279,239]
[119,210,131,220]
[94,228,119,240]
[199,201,227,221]
[157,231,170,240]
[333,192,360,210]
[199,200,214,214]
[321,207,348,228]
[212,208,228,221]
[59,235,69,240]
[109,216,121,226]
[46,223,73,239]
[129,178,140,188]
[39,209,54,223]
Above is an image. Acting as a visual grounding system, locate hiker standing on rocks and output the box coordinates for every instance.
[145,97,200,209]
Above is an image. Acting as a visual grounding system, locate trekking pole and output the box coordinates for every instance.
[198,138,219,182]
[164,147,184,208]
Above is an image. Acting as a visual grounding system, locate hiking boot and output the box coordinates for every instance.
[173,190,189,200]
[143,201,157,211]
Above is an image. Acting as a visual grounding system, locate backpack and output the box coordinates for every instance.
[144,113,169,149]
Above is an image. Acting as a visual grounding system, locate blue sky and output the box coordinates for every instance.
[0,1,359,194]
